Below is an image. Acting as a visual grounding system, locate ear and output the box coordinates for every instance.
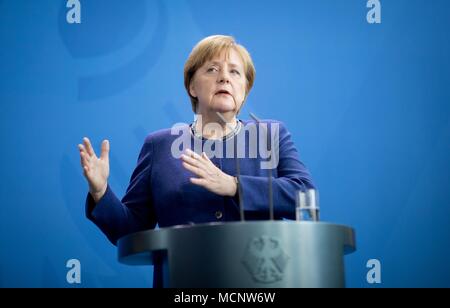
[189,81,197,98]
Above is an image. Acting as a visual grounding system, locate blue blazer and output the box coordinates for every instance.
[85,119,315,286]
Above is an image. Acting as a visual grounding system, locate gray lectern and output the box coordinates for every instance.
[118,221,356,288]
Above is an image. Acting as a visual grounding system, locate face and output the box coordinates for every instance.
[189,48,247,115]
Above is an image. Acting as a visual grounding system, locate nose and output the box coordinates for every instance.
[217,70,230,84]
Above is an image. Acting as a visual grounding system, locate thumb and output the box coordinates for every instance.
[100,139,110,161]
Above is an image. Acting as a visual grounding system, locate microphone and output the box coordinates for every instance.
[216,112,245,221]
[249,112,275,221]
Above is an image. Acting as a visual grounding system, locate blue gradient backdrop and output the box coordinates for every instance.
[0,0,449,287]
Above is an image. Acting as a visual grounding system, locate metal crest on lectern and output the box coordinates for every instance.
[241,235,290,284]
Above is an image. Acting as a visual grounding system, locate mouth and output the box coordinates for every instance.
[215,90,232,97]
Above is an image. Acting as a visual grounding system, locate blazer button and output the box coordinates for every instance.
[215,210,223,220]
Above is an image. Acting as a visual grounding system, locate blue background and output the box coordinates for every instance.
[1,0,449,287]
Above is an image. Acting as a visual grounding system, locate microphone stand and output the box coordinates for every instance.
[216,112,245,221]
[249,112,275,221]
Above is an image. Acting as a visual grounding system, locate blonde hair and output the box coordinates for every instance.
[184,35,256,113]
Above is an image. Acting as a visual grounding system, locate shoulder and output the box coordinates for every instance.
[143,123,191,149]
[240,118,289,135]
[143,124,191,145]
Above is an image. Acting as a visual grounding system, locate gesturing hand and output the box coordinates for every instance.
[180,149,237,197]
[78,137,110,203]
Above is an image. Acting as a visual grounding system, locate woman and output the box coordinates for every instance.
[78,35,315,285]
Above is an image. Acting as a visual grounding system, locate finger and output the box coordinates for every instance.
[79,150,85,167]
[181,154,210,175]
[182,161,206,178]
[200,152,217,170]
[80,151,91,168]
[78,144,90,156]
[83,137,96,157]
[83,165,89,176]
[190,177,208,187]
[185,149,202,160]
[80,152,85,168]
[79,149,86,164]
[79,144,87,162]
[201,152,213,164]
[78,144,85,153]
[100,140,109,161]
[181,153,203,168]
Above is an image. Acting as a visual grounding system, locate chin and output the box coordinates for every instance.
[211,101,236,113]
[213,106,235,114]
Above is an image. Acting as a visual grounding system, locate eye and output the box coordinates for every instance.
[207,67,218,73]
[231,69,241,75]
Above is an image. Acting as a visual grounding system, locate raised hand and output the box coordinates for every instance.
[78,137,110,203]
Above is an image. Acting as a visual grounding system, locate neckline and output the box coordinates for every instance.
[190,119,243,141]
